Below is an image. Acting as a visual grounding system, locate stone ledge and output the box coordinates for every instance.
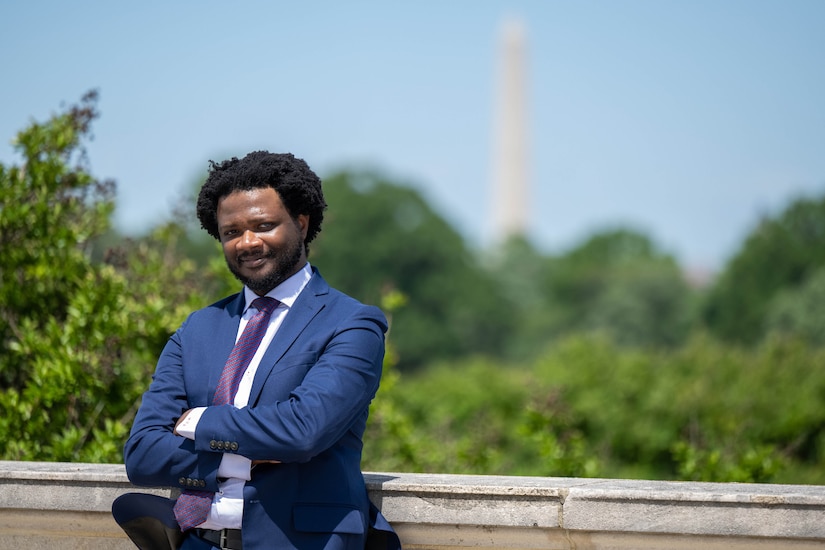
[562,478,825,539]
[1,461,825,549]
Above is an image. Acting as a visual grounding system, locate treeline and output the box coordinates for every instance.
[311,171,825,368]
[364,335,825,484]
[2,93,824,483]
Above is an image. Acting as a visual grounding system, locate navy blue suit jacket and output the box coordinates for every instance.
[123,268,398,549]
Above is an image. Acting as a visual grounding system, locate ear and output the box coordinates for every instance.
[296,214,310,239]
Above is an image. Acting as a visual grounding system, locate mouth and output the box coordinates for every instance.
[237,254,268,269]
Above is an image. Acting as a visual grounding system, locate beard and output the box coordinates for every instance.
[225,234,305,295]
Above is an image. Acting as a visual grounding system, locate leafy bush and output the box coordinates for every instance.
[364,333,825,484]
[0,93,209,461]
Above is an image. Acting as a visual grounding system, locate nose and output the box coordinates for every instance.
[238,230,262,250]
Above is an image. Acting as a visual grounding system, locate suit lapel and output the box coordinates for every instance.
[248,270,329,406]
[207,292,246,404]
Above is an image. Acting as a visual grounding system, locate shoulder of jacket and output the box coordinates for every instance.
[183,292,241,323]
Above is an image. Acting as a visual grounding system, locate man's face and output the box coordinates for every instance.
[216,187,309,296]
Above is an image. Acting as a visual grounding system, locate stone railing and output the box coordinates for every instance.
[1,460,824,549]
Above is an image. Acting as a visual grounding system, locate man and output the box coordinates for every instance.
[112,152,400,550]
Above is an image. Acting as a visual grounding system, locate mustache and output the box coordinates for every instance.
[237,249,276,262]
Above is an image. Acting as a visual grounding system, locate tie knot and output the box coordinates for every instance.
[251,296,279,315]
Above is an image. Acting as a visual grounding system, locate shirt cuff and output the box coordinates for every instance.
[218,453,252,481]
[174,407,206,440]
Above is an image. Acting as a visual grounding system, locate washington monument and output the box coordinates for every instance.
[491,16,530,241]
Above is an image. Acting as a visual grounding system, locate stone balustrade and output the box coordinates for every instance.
[1,460,824,549]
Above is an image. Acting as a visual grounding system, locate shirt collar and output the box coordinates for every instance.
[242,262,312,313]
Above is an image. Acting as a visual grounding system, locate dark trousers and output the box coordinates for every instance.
[112,493,208,550]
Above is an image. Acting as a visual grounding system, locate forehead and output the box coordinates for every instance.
[216,187,287,222]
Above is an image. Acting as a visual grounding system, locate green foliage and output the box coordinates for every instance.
[549,229,694,347]
[1,91,111,383]
[4,93,825,488]
[487,230,695,360]
[671,441,783,483]
[481,236,563,360]
[703,195,825,343]
[764,266,825,346]
[362,290,420,472]
[0,93,206,462]
[365,333,825,484]
[312,171,515,369]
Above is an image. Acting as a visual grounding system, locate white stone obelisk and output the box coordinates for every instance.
[491,16,529,241]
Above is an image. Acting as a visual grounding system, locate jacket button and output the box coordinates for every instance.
[230,442,239,451]
[178,477,186,486]
[210,440,218,449]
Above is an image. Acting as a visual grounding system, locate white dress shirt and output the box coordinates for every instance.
[175,262,313,529]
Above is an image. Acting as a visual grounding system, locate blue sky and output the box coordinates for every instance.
[2,1,824,273]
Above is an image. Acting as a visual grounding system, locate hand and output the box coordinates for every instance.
[173,409,193,436]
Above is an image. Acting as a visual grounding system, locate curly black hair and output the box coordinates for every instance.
[196,151,327,249]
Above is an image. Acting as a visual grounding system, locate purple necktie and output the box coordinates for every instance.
[173,296,279,531]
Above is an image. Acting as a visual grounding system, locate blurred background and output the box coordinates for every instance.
[1,1,825,484]
[3,1,824,271]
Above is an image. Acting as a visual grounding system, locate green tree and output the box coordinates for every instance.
[373,332,825,484]
[311,171,514,369]
[483,235,567,359]
[703,194,825,344]
[0,92,206,461]
[547,229,694,348]
[764,266,825,346]
[0,91,113,389]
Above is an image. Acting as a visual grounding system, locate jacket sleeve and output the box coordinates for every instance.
[193,305,386,463]
[123,317,223,490]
